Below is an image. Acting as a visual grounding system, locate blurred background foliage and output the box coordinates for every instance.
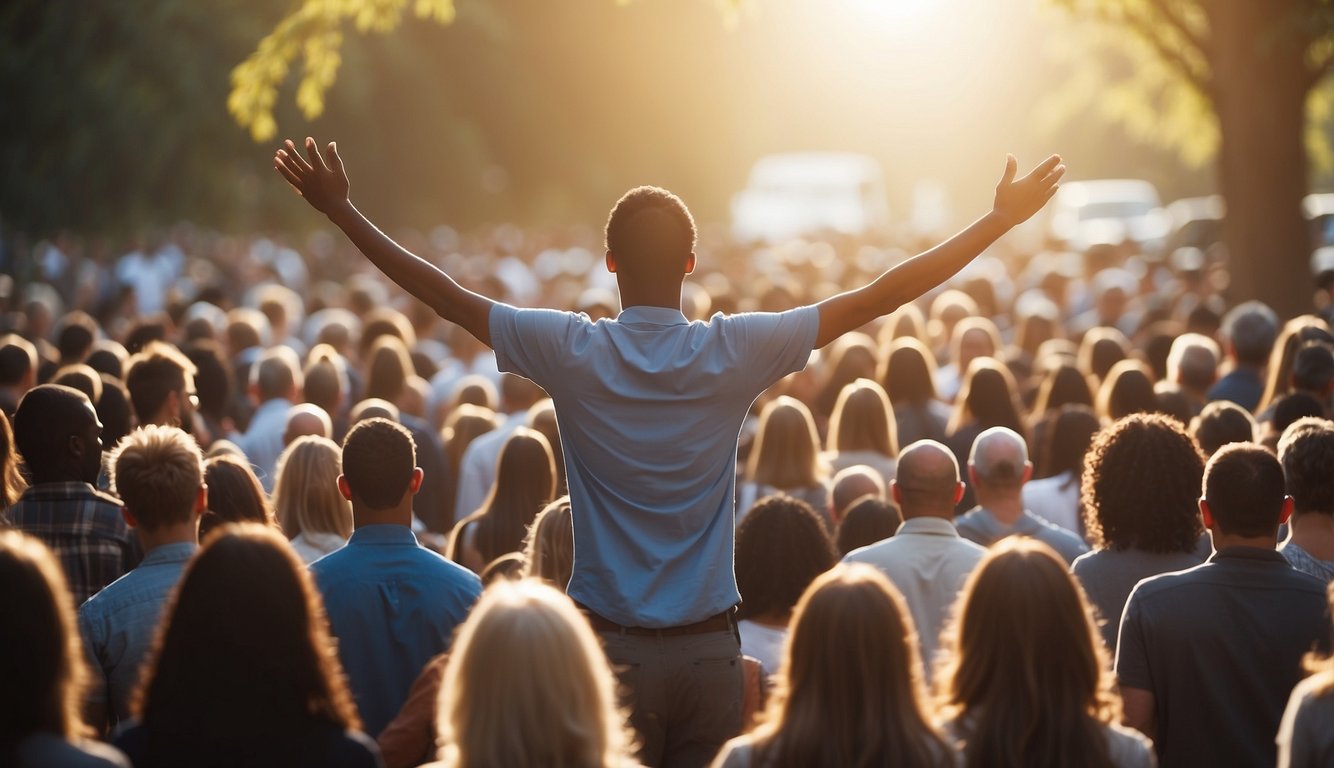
[3,0,1332,248]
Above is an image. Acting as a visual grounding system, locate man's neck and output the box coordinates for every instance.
[351,505,413,529]
[977,494,1024,526]
[1288,511,1334,560]
[137,523,198,554]
[1211,530,1278,552]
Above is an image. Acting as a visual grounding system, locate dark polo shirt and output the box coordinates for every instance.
[1115,547,1330,768]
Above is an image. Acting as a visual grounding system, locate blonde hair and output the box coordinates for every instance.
[748,564,946,767]
[437,580,635,767]
[827,378,897,457]
[938,538,1121,768]
[109,424,204,530]
[273,436,352,540]
[522,496,573,588]
[747,396,826,489]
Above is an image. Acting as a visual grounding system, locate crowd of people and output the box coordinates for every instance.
[1,140,1333,767]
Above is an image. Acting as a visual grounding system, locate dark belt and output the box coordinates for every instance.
[580,606,736,637]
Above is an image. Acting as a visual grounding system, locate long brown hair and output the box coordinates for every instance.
[747,396,826,489]
[450,428,555,567]
[749,565,949,768]
[0,409,27,508]
[131,524,361,764]
[827,378,898,458]
[0,531,88,755]
[939,539,1121,768]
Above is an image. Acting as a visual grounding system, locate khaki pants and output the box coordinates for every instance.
[600,629,744,768]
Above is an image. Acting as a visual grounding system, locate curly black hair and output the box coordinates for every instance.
[1081,413,1205,552]
[735,495,837,620]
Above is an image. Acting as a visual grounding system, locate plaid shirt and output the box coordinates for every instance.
[3,482,140,604]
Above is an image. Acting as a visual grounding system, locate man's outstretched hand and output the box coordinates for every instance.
[992,154,1065,228]
[274,137,350,217]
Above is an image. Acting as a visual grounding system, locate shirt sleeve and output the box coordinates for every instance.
[725,306,820,390]
[488,303,583,385]
[1114,586,1152,691]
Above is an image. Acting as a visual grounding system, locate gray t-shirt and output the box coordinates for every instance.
[1072,544,1208,651]
[954,506,1089,564]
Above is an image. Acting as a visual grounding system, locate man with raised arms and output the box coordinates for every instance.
[274,137,1063,768]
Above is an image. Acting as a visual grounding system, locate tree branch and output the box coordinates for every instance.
[1118,4,1214,100]
[1144,0,1209,59]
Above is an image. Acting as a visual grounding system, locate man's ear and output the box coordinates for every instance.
[890,480,903,505]
[409,467,424,495]
[605,251,618,274]
[1279,495,1295,525]
[337,474,353,502]
[1199,498,1214,530]
[685,252,697,275]
[1022,462,1033,484]
[121,506,139,530]
[953,481,966,504]
[194,484,208,517]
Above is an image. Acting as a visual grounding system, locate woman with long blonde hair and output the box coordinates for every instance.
[273,436,353,563]
[448,428,555,573]
[938,539,1153,768]
[825,378,898,483]
[713,565,951,767]
[426,580,637,768]
[739,396,829,521]
[1278,583,1334,768]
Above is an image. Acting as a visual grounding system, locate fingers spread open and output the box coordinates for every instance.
[1040,164,1067,188]
[274,159,304,192]
[327,141,345,175]
[305,137,331,173]
[1022,154,1063,184]
[284,140,314,174]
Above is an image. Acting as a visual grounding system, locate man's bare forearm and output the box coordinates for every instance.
[815,212,1009,347]
[326,200,492,345]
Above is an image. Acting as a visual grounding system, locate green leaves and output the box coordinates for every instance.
[228,0,457,142]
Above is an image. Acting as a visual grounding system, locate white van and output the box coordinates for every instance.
[731,153,890,243]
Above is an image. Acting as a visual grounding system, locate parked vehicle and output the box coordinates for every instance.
[731,153,890,243]
[1046,179,1170,253]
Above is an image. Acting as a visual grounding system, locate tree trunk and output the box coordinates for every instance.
[1208,1,1314,319]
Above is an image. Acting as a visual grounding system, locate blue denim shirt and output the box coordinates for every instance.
[78,540,196,724]
[310,525,481,737]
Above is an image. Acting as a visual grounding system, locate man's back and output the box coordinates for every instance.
[6,482,138,604]
[310,524,481,737]
[78,541,195,723]
[955,505,1088,564]
[490,303,819,627]
[843,516,985,672]
[1116,548,1330,767]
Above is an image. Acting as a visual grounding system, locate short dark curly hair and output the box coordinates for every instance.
[1081,413,1205,552]
[604,186,696,276]
[735,495,836,620]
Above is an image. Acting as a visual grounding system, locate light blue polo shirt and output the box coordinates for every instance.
[490,302,820,627]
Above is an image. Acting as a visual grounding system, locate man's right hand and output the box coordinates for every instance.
[274,137,351,218]
[991,153,1065,228]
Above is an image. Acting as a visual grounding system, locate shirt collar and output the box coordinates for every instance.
[141,541,197,566]
[23,481,102,498]
[348,524,420,547]
[897,516,962,537]
[1209,545,1286,564]
[617,306,688,326]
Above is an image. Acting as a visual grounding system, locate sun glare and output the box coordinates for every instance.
[849,0,939,24]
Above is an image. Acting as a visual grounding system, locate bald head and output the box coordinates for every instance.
[892,440,963,518]
[831,465,886,521]
[283,403,333,446]
[968,427,1031,491]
